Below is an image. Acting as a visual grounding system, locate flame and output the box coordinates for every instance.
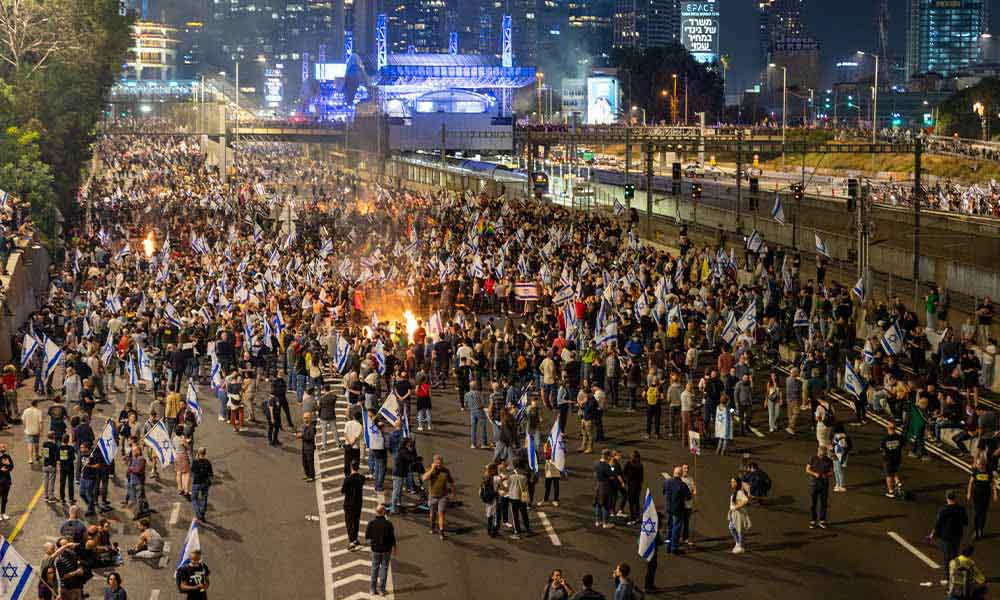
[142,232,155,258]
[404,310,418,343]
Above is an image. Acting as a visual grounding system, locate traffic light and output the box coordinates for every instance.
[749,177,759,195]
[672,162,682,180]
[792,184,803,202]
[624,184,635,200]
[847,178,859,212]
[691,183,703,201]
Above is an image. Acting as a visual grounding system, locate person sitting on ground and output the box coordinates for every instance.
[127,518,164,560]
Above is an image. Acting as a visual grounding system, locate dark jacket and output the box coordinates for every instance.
[661,477,692,515]
[934,503,968,542]
[342,472,366,508]
[318,392,337,421]
[364,515,397,552]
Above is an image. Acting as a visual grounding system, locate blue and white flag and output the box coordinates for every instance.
[526,430,538,472]
[737,300,757,333]
[97,419,118,465]
[175,519,201,572]
[638,489,658,562]
[547,418,566,472]
[721,312,739,346]
[378,393,400,423]
[815,233,830,257]
[210,361,224,390]
[19,334,39,370]
[143,421,176,466]
[186,379,203,424]
[771,194,785,225]
[137,346,153,382]
[81,318,91,339]
[334,335,350,374]
[843,359,867,398]
[361,409,383,449]
[164,303,182,328]
[793,308,810,328]
[43,338,62,383]
[563,301,578,336]
[125,356,138,386]
[272,307,286,336]
[852,276,865,302]
[0,536,35,599]
[614,198,625,217]
[428,311,443,339]
[553,284,575,306]
[401,411,411,438]
[373,343,386,375]
[880,321,905,356]
[0,190,9,210]
[746,230,763,253]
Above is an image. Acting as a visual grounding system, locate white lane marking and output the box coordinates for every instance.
[149,590,160,600]
[331,546,370,558]
[536,512,562,546]
[157,541,172,569]
[315,449,334,600]
[321,473,345,483]
[328,507,378,517]
[887,531,940,569]
[169,502,181,526]
[331,573,371,588]
[732,415,765,438]
[330,558,370,575]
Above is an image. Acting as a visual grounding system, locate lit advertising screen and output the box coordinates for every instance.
[586,77,619,125]
[681,1,720,64]
[314,63,347,81]
[264,69,283,107]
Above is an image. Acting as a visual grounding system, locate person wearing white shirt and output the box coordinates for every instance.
[342,408,363,478]
[20,400,42,464]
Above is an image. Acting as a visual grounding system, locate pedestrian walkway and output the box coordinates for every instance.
[315,374,394,600]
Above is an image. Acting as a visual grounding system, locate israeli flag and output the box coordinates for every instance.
[19,334,39,370]
[737,300,757,332]
[262,318,273,350]
[81,318,91,339]
[175,520,201,573]
[97,419,118,465]
[378,393,400,423]
[564,302,578,335]
[0,190,9,210]
[614,198,625,216]
[334,336,350,374]
[843,359,867,399]
[0,536,35,600]
[125,357,138,386]
[428,312,443,338]
[746,230,763,253]
[143,420,176,466]
[526,430,538,472]
[272,307,285,335]
[721,312,739,345]
[771,194,785,225]
[210,361,224,390]
[547,418,566,472]
[553,284,575,306]
[852,276,865,302]
[637,489,659,562]
[164,303,182,328]
[253,223,264,244]
[401,411,411,438]
[880,321,905,356]
[815,233,830,257]
[373,344,386,375]
[137,347,153,382]
[361,408,383,449]
[43,338,62,383]
[793,308,810,328]
[186,379,203,424]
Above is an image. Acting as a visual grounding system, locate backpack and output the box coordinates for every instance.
[749,470,772,497]
[842,434,854,453]
[821,404,836,427]
[479,478,497,503]
[948,560,976,599]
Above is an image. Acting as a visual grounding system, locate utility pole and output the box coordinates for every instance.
[624,127,632,210]
[913,138,922,310]
[645,142,654,239]
[735,130,743,232]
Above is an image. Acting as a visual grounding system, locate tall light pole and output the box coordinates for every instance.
[536,71,544,124]
[631,106,646,126]
[858,51,879,143]
[769,63,787,165]
[671,74,679,125]
[973,101,988,141]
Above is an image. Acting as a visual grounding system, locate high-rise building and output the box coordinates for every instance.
[874,0,889,59]
[353,0,380,60]
[567,0,613,61]
[478,0,539,65]
[613,0,679,51]
[906,0,987,79]
[758,0,805,68]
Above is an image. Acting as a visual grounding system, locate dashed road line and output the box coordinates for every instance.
[158,540,172,569]
[315,448,335,600]
[536,512,562,546]
[169,501,181,526]
[887,531,940,569]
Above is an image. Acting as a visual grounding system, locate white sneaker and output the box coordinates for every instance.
[218,416,225,422]
[2,514,9,521]
[732,544,744,554]
[552,501,559,507]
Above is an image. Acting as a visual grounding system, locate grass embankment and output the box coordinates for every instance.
[760,152,1000,184]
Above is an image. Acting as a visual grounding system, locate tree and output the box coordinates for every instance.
[935,78,1000,140]
[611,43,725,125]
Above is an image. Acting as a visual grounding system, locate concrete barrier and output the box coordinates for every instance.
[0,240,52,363]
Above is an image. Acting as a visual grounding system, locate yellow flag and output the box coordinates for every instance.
[700,257,710,281]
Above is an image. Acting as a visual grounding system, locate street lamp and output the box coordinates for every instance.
[858,51,879,143]
[973,101,988,141]
[768,63,787,163]
[536,71,545,125]
[631,105,646,126]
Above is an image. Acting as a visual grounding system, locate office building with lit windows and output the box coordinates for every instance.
[906,0,987,79]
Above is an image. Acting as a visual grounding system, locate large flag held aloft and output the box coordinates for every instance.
[637,489,659,562]
[143,421,176,466]
[0,536,35,600]
[176,519,201,573]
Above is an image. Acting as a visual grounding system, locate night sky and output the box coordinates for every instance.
[722,0,1000,92]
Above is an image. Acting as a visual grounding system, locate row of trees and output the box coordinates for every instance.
[934,78,1000,141]
[0,0,131,242]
